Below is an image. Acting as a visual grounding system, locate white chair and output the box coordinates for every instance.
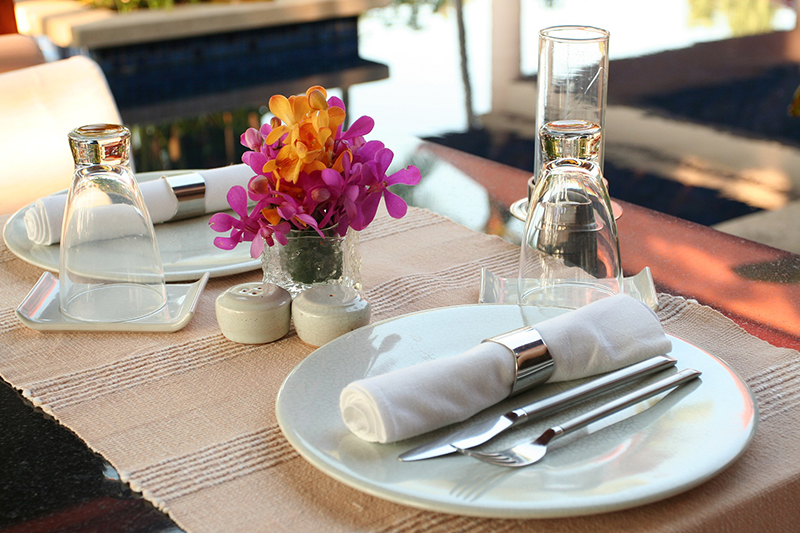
[0,34,45,73]
[0,55,122,215]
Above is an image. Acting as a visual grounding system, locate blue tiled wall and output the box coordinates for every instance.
[64,17,362,106]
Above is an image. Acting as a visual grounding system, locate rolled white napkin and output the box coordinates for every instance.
[23,164,254,245]
[340,294,672,443]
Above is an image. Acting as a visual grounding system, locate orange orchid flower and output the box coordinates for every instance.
[262,85,349,186]
[266,86,329,145]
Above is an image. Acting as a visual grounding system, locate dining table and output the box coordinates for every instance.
[1,138,799,533]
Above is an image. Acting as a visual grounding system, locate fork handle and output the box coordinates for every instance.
[554,369,701,437]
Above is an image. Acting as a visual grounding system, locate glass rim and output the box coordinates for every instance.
[539,25,609,43]
[68,123,130,142]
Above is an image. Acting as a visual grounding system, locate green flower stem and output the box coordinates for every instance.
[281,226,343,285]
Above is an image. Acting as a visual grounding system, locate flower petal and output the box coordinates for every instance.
[269,95,294,125]
[273,231,288,246]
[340,115,374,141]
[327,96,345,110]
[265,125,288,146]
[249,175,272,196]
[291,95,310,123]
[335,219,350,237]
[321,168,344,189]
[249,235,265,258]
[354,140,384,162]
[387,165,422,186]
[227,186,250,218]
[242,151,267,176]
[295,213,318,229]
[214,235,240,250]
[375,148,394,175]
[308,87,328,110]
[327,106,346,133]
[359,192,381,227]
[241,128,263,150]
[383,189,408,219]
[208,212,235,232]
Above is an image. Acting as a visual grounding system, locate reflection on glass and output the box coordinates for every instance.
[540,118,602,167]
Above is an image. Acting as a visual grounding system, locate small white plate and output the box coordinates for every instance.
[15,272,209,332]
[276,304,757,518]
[2,172,259,282]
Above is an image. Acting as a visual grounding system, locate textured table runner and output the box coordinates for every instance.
[1,207,800,532]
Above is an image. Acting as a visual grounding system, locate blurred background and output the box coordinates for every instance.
[10,0,800,251]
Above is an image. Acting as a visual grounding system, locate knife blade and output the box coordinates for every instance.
[398,354,677,462]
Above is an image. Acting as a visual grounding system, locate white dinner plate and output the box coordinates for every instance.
[2,172,259,282]
[276,304,757,518]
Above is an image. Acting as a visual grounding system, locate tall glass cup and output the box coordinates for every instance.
[534,26,609,183]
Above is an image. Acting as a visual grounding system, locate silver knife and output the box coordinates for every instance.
[398,354,677,462]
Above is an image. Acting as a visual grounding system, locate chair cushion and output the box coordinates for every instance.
[0,56,121,214]
[0,34,45,74]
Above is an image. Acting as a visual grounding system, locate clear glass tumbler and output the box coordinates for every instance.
[534,26,609,182]
[59,124,167,322]
[519,158,621,309]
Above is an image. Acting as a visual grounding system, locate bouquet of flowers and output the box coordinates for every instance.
[209,86,422,259]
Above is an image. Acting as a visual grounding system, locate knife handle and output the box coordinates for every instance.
[509,355,677,425]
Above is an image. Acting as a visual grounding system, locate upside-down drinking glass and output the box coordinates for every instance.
[519,158,621,309]
[59,124,167,322]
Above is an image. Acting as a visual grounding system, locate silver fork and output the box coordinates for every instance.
[457,368,701,468]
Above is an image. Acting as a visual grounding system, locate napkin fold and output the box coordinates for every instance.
[23,164,254,245]
[339,294,672,443]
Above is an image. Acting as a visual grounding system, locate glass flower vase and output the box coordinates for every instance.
[261,224,362,298]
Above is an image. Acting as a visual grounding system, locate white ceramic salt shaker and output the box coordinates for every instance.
[292,285,370,347]
[216,282,291,344]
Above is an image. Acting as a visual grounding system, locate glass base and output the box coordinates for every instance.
[519,281,620,310]
[60,283,167,322]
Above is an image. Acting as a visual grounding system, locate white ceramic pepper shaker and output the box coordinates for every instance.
[292,285,370,347]
[216,282,291,344]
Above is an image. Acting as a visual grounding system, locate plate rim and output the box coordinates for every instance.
[2,171,260,282]
[275,303,758,519]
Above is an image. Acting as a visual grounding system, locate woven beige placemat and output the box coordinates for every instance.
[1,207,799,533]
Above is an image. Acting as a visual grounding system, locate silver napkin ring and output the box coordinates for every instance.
[163,172,206,220]
[484,326,554,397]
